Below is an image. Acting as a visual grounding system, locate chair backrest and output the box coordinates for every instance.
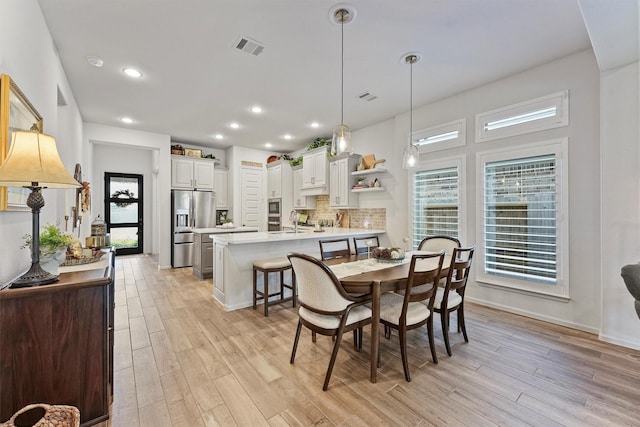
[288,253,353,313]
[444,246,475,297]
[418,235,461,254]
[319,238,351,260]
[402,251,445,313]
[353,236,380,256]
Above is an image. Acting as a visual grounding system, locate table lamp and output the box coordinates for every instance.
[0,131,80,287]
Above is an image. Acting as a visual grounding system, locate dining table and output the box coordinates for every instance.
[325,252,450,383]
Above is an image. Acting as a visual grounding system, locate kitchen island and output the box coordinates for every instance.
[192,227,258,279]
[210,228,387,311]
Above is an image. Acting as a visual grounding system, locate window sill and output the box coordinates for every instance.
[476,279,570,303]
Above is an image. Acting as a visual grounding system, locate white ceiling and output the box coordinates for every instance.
[37,0,638,153]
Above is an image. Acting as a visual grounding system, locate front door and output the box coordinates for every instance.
[105,172,143,255]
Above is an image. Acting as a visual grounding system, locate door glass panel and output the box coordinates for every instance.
[110,202,138,224]
[110,227,139,249]
[109,177,139,198]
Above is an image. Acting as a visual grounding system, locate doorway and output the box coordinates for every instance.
[105,172,143,255]
[240,166,263,229]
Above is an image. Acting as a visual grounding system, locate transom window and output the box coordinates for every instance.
[412,119,466,153]
[476,91,568,143]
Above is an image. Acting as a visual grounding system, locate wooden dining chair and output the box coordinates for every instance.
[287,252,373,391]
[418,235,461,254]
[378,251,445,382]
[353,236,380,256]
[319,238,351,260]
[434,245,475,356]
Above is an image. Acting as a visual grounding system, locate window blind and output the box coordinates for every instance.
[413,167,459,248]
[484,154,557,284]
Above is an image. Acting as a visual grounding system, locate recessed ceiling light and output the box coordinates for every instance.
[283,134,293,140]
[87,56,104,67]
[121,117,133,124]
[229,122,240,129]
[214,133,224,140]
[311,122,320,128]
[251,106,263,113]
[123,68,143,78]
[265,143,272,148]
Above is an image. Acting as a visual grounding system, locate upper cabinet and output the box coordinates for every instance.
[171,156,215,190]
[214,168,229,209]
[292,167,316,209]
[267,160,293,200]
[267,163,283,198]
[329,154,361,208]
[301,147,329,195]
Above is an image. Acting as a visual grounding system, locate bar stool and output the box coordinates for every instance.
[252,257,296,316]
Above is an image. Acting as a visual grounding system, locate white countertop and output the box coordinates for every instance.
[210,228,385,245]
[193,226,258,234]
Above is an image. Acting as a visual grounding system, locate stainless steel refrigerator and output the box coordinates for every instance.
[171,190,216,267]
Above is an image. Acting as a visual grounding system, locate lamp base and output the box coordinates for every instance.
[10,262,59,288]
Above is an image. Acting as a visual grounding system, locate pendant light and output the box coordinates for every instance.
[402,54,420,169]
[331,8,354,156]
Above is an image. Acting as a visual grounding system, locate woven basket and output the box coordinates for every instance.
[3,403,80,427]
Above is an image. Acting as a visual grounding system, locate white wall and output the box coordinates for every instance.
[599,60,640,348]
[0,0,84,284]
[84,123,171,268]
[92,144,154,254]
[351,49,605,334]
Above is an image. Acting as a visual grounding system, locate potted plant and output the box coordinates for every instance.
[23,224,76,275]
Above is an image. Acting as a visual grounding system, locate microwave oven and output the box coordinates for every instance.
[268,198,281,216]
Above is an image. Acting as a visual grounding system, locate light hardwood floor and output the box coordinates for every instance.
[103,254,640,426]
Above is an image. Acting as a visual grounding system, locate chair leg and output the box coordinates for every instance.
[280,270,285,300]
[353,329,361,351]
[263,271,269,317]
[399,327,411,382]
[459,303,468,342]
[427,316,438,364]
[323,326,346,391]
[252,267,258,310]
[312,331,317,343]
[290,321,303,364]
[441,310,452,357]
[291,270,297,308]
[384,325,391,339]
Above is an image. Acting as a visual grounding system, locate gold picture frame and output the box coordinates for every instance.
[184,148,202,158]
[0,74,44,211]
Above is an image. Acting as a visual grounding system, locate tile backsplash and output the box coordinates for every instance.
[301,195,386,229]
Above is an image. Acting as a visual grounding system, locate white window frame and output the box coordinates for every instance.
[412,119,466,153]
[409,155,466,249]
[475,138,569,299]
[476,91,569,143]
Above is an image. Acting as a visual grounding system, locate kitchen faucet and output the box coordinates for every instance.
[290,210,299,233]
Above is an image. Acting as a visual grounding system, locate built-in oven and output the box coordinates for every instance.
[267,198,281,231]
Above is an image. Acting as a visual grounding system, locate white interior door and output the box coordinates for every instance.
[240,166,263,229]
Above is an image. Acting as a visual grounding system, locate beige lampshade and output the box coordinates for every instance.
[0,131,79,188]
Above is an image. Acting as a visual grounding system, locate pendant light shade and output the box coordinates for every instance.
[402,54,420,169]
[330,7,354,156]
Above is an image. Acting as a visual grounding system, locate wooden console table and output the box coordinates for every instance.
[0,251,115,426]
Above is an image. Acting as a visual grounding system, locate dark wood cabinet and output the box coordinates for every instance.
[0,253,114,426]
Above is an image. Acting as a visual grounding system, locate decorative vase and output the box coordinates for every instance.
[40,248,67,275]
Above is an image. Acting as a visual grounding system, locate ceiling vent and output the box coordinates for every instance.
[357,92,378,102]
[234,36,265,56]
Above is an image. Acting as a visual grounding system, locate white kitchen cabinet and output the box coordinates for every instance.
[171,155,215,190]
[267,163,282,198]
[292,167,316,209]
[214,168,229,208]
[351,165,387,192]
[267,160,293,200]
[301,147,329,194]
[329,154,361,208]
